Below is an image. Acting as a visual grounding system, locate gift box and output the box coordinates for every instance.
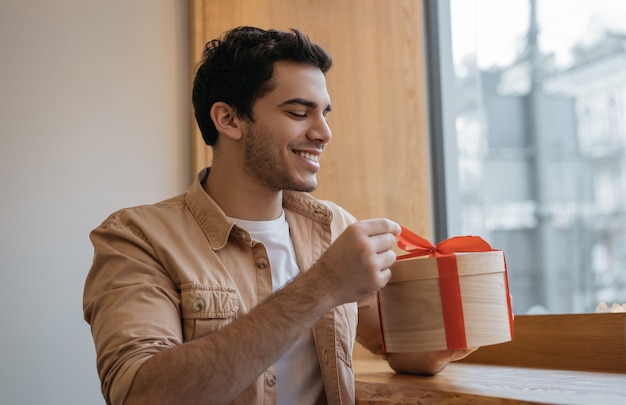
[377,227,514,353]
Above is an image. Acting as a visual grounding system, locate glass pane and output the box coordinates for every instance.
[448,0,626,313]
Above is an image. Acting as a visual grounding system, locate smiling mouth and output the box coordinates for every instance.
[295,151,320,163]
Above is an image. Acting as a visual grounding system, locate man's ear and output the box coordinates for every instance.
[210,102,243,141]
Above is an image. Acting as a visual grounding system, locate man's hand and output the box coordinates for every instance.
[387,347,479,375]
[311,218,401,307]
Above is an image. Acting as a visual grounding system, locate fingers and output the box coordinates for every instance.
[377,267,393,285]
[357,218,401,237]
[435,347,479,362]
[353,218,399,273]
[312,218,401,305]
[352,218,400,255]
[375,246,397,272]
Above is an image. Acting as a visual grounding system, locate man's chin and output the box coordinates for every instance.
[290,178,318,193]
[292,184,317,193]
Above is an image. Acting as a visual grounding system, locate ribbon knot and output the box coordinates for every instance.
[397,226,492,260]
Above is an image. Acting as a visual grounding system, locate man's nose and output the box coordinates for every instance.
[308,115,332,144]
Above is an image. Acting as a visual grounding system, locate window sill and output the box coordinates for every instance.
[354,313,626,404]
[354,358,626,405]
[460,313,626,373]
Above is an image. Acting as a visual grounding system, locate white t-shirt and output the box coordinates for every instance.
[230,212,325,405]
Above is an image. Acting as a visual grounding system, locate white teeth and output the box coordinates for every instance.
[296,151,320,162]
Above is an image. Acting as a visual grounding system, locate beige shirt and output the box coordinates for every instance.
[83,168,386,405]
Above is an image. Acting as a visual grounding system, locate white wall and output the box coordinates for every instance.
[0,1,190,403]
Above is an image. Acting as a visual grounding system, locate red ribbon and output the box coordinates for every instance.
[397,226,493,259]
[382,226,513,351]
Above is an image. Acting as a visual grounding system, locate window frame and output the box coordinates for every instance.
[422,0,460,242]
[424,0,626,373]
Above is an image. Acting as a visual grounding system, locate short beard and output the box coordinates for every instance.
[243,125,317,193]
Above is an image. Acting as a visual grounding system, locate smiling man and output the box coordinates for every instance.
[83,26,474,405]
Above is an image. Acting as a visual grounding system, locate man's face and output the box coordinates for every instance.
[242,61,332,192]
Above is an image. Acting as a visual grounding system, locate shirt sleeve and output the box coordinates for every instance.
[83,211,183,405]
[356,293,386,355]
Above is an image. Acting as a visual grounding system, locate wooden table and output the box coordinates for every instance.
[354,358,626,404]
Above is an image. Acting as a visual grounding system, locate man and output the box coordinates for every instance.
[83,26,474,405]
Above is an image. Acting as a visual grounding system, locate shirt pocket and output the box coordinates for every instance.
[179,283,240,341]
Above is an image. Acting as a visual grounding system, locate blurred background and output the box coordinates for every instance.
[445,0,626,314]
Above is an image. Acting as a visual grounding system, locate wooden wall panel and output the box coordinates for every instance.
[189,0,432,236]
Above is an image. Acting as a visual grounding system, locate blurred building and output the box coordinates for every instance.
[455,24,626,313]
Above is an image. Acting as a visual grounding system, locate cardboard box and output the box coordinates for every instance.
[378,230,513,353]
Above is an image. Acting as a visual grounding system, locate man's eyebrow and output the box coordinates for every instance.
[279,98,332,112]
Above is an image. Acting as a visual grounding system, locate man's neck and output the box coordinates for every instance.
[203,165,283,221]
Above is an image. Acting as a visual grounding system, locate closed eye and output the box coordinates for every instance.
[288,111,307,118]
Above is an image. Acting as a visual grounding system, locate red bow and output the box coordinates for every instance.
[397,226,493,259]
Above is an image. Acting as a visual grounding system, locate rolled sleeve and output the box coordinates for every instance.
[83,213,183,404]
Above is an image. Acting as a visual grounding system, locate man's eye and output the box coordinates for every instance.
[288,111,306,118]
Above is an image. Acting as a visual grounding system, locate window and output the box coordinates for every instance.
[429,0,626,313]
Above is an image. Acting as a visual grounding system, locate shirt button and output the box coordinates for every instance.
[266,373,277,387]
[236,230,249,241]
[256,257,268,269]
[192,299,205,312]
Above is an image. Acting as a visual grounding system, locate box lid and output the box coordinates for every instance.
[389,251,506,283]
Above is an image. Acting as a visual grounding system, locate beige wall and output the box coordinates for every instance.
[0,1,189,403]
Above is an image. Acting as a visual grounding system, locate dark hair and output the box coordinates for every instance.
[192,26,333,146]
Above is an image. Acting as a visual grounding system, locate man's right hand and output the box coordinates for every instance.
[311,218,401,306]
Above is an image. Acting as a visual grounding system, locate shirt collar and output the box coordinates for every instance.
[185,168,334,251]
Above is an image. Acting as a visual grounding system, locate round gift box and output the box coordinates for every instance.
[378,251,513,352]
